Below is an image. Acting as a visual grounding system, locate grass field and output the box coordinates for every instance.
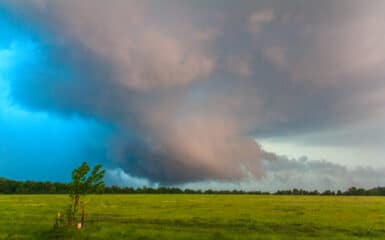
[1,194,385,239]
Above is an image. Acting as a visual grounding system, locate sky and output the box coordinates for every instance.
[0,0,385,191]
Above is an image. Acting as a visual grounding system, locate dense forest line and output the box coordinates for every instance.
[1,177,385,196]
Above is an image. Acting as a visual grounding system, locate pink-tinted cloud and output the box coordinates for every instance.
[2,0,385,185]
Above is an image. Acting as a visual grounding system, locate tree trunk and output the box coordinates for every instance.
[81,206,85,227]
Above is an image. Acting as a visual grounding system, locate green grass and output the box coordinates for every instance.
[1,194,385,239]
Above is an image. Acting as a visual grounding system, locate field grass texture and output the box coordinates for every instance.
[1,194,385,239]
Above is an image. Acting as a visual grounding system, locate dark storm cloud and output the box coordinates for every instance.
[1,0,385,183]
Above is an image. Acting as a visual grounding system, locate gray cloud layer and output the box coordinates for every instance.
[108,156,385,192]
[1,0,385,184]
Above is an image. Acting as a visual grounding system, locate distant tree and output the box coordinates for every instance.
[67,162,105,228]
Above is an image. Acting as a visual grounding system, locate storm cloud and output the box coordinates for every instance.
[107,155,385,192]
[1,1,385,185]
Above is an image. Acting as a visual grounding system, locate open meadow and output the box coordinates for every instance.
[1,194,385,239]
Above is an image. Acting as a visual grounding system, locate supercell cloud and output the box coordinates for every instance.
[0,0,385,187]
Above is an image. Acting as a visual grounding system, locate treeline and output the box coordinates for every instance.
[274,187,385,196]
[103,186,271,194]
[105,186,385,196]
[2,177,385,196]
[0,178,69,194]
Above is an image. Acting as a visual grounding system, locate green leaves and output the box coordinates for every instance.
[85,164,106,194]
[68,162,106,226]
[70,162,105,196]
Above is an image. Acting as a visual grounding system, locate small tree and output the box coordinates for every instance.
[67,162,105,227]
